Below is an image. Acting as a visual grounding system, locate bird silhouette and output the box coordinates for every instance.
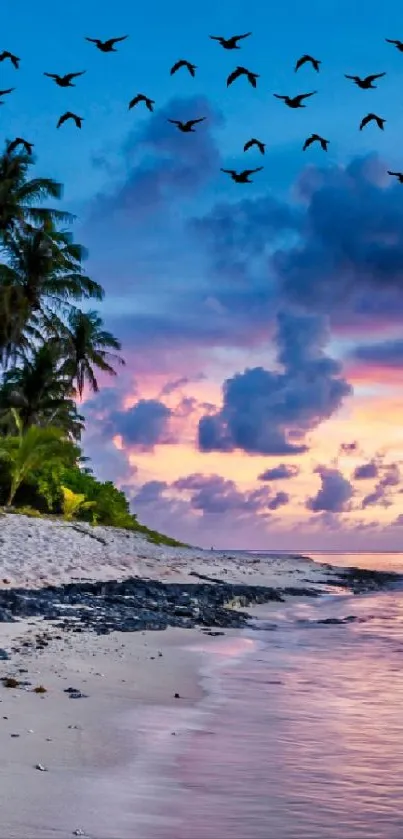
[170,59,197,76]
[7,137,34,154]
[209,33,252,49]
[385,38,403,52]
[359,112,385,130]
[0,88,15,97]
[85,36,128,52]
[345,73,386,89]
[221,167,263,183]
[227,66,259,87]
[129,94,155,111]
[388,170,403,182]
[244,138,265,154]
[168,117,206,132]
[57,112,84,128]
[295,54,321,72]
[303,133,329,151]
[44,72,86,87]
[273,91,317,108]
[0,51,19,68]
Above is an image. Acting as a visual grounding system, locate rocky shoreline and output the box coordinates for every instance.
[0,566,401,639]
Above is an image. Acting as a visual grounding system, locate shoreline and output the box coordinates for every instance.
[1,515,402,837]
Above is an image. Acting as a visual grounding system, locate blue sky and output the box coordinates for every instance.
[3,0,403,549]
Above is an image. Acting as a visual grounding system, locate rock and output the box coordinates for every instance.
[35,763,47,771]
[0,649,10,660]
[68,691,88,699]
[2,677,20,688]
[33,685,47,694]
[73,830,86,836]
[174,692,180,699]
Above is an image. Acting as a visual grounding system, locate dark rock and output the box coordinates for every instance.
[0,649,10,660]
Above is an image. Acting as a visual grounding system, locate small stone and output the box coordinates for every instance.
[2,677,20,688]
[0,649,10,660]
[33,685,47,694]
[35,763,47,771]
[174,693,180,699]
[10,733,20,738]
[73,830,86,836]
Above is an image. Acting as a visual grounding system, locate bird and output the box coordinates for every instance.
[57,111,84,128]
[129,94,155,111]
[44,71,86,87]
[167,117,206,132]
[227,66,259,87]
[385,38,403,52]
[221,167,263,183]
[359,112,385,130]
[344,73,386,89]
[295,54,321,72]
[6,137,34,154]
[0,51,19,68]
[0,88,15,97]
[273,91,317,108]
[209,33,252,49]
[388,171,403,183]
[85,36,128,52]
[170,59,197,76]
[244,138,265,154]
[303,133,329,151]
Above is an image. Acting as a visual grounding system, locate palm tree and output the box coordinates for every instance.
[0,343,85,439]
[0,220,104,362]
[0,145,72,242]
[61,309,125,398]
[0,408,70,505]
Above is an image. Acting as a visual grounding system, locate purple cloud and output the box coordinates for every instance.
[351,339,403,369]
[198,310,352,455]
[258,463,299,481]
[267,491,290,510]
[307,466,354,513]
[111,399,172,449]
[340,441,359,455]
[353,461,379,480]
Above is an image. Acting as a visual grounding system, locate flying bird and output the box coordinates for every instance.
[303,133,329,151]
[85,36,128,52]
[129,94,155,111]
[344,73,386,89]
[227,66,259,87]
[244,138,265,154]
[0,51,19,68]
[170,59,197,76]
[221,167,263,183]
[273,91,317,108]
[209,33,251,49]
[57,111,84,128]
[385,38,403,52]
[44,71,86,87]
[167,117,206,132]
[6,137,34,154]
[295,54,321,72]
[359,112,385,130]
[388,171,403,182]
[0,88,15,97]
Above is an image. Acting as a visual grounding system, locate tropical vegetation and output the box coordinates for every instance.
[0,141,182,547]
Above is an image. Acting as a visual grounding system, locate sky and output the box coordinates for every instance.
[3,0,403,550]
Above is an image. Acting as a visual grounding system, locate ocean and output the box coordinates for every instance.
[87,552,403,839]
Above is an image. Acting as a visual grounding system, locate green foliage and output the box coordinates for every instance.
[60,485,95,521]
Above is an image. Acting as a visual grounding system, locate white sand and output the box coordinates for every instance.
[0,513,330,589]
[0,514,333,838]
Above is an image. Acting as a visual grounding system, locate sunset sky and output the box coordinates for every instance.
[3,0,403,550]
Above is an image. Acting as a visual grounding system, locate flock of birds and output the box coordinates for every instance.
[2,32,403,184]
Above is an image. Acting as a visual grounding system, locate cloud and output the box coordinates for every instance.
[339,441,359,455]
[350,339,403,369]
[307,466,354,513]
[172,473,275,516]
[361,462,401,508]
[198,310,352,455]
[131,480,168,505]
[353,461,379,480]
[111,399,172,449]
[267,491,289,510]
[258,463,299,481]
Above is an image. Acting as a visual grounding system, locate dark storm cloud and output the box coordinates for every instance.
[198,310,352,455]
[307,466,354,513]
[258,464,300,481]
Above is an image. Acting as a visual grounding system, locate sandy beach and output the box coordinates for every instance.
[0,514,351,837]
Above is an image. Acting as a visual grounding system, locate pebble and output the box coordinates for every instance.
[35,763,47,771]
